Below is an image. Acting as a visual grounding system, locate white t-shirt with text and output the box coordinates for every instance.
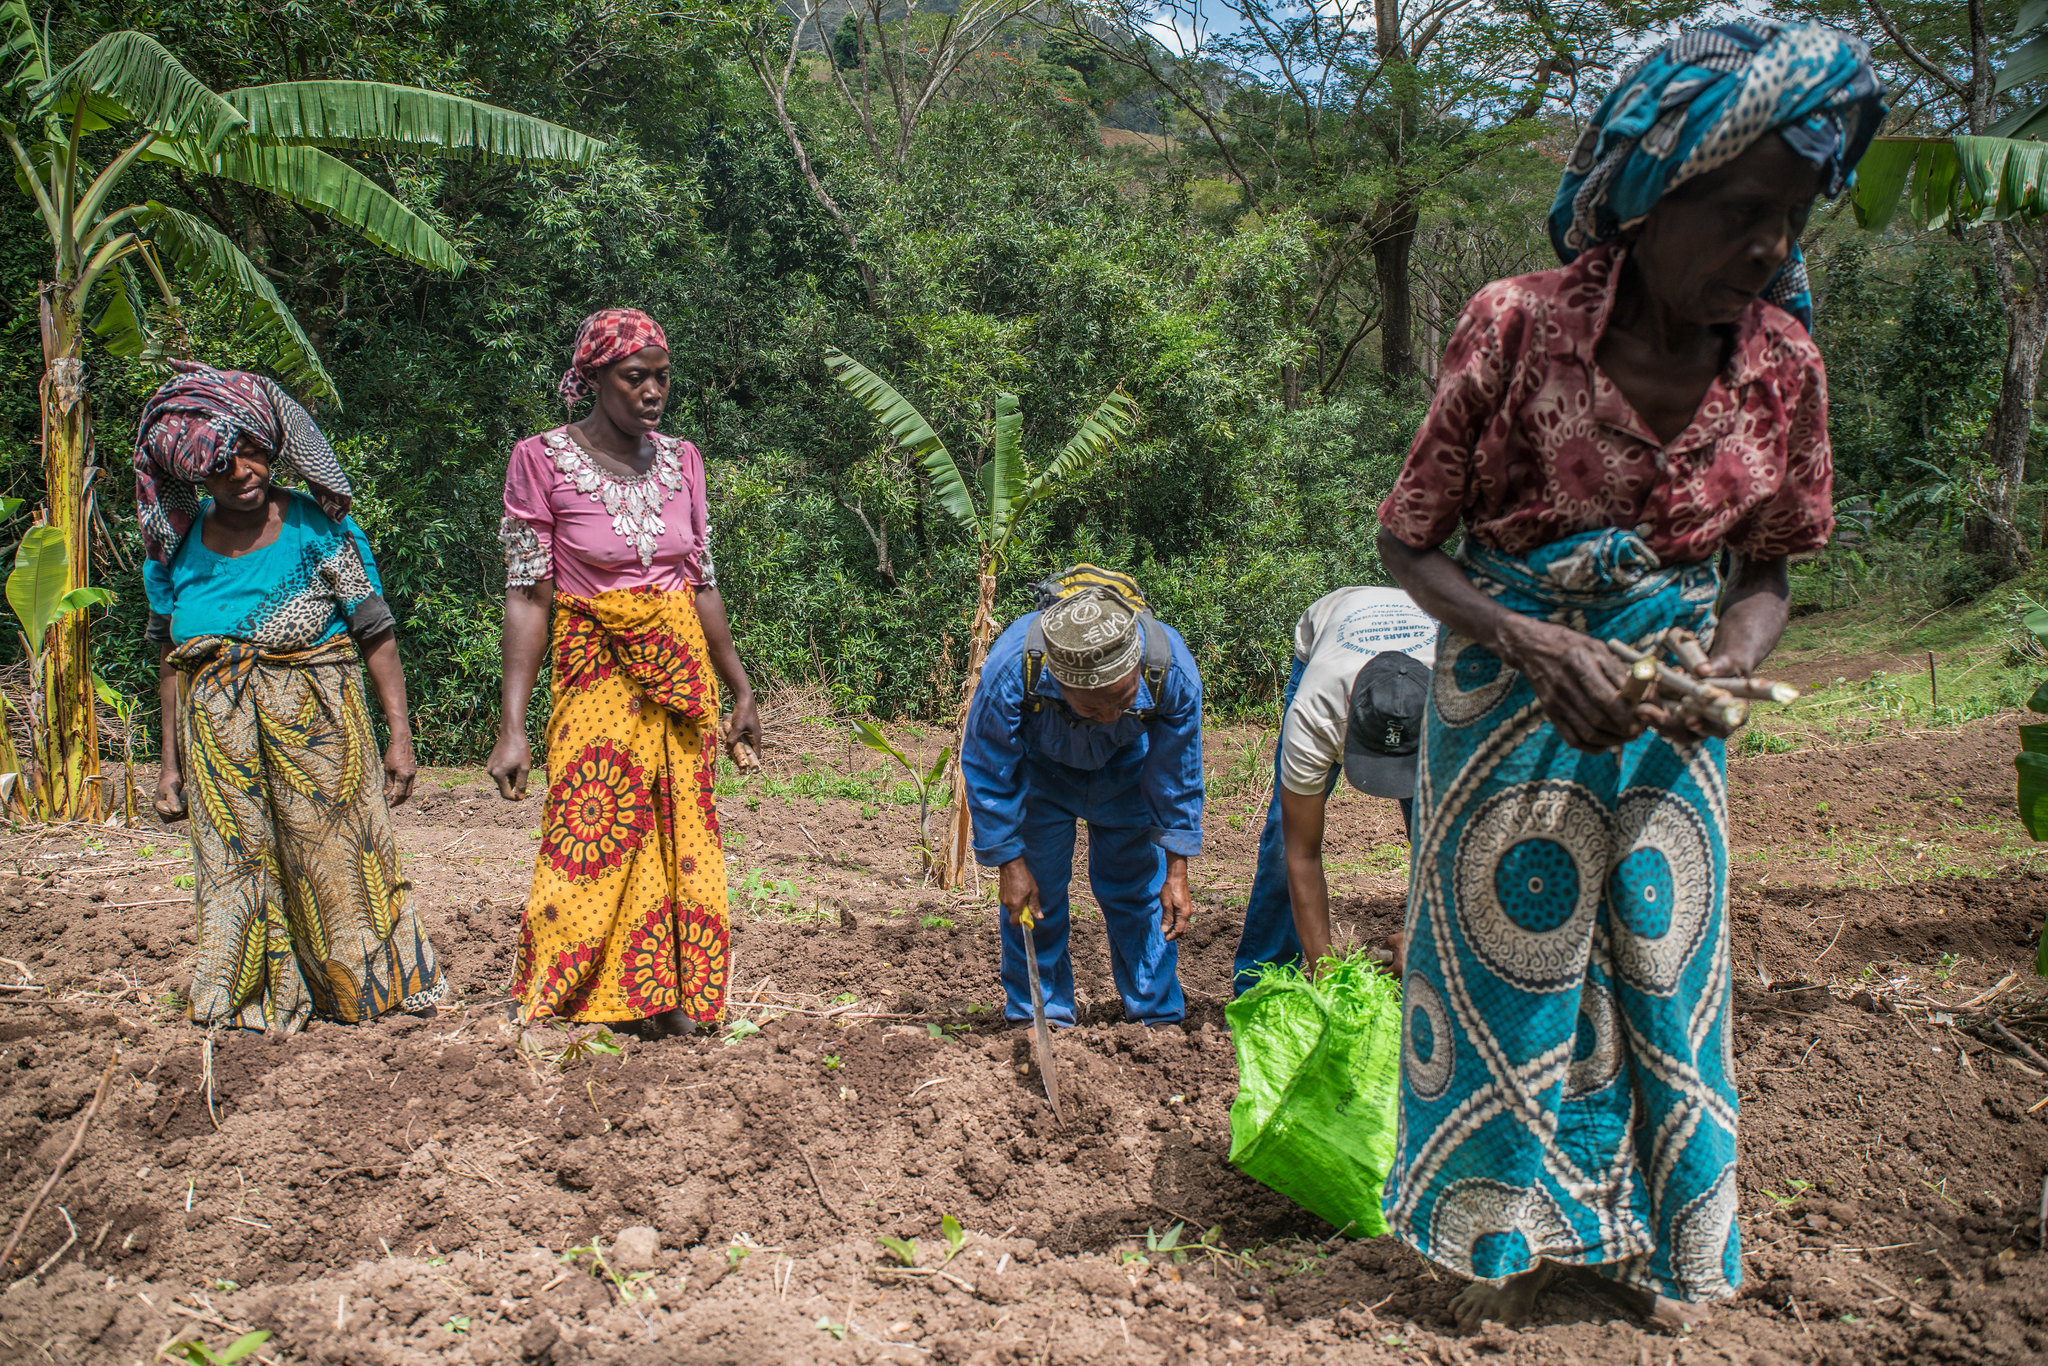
[1278,586,1438,796]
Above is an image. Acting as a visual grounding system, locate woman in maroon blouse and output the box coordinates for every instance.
[1373,22,1883,1331]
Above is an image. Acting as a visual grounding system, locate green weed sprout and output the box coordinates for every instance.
[163,1332,271,1366]
[822,1054,842,1070]
[725,1019,762,1045]
[878,1234,918,1266]
[1146,1222,1187,1264]
[849,719,950,874]
[444,1316,472,1333]
[817,1318,848,1340]
[561,1238,657,1309]
[554,1027,623,1067]
[726,1246,750,1269]
[940,1214,967,1264]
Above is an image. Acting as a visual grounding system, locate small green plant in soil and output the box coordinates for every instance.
[877,1234,918,1266]
[162,1333,271,1366]
[1146,1222,1187,1265]
[939,1214,967,1263]
[724,1018,762,1045]
[1764,1178,1814,1210]
[849,719,951,873]
[552,1027,623,1068]
[822,1054,842,1070]
[726,1246,750,1268]
[561,1238,657,1304]
[445,1316,472,1333]
[921,915,954,929]
[817,1318,848,1340]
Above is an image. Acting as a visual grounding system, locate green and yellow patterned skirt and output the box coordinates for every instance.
[171,634,444,1033]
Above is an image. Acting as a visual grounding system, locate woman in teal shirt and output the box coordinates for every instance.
[136,361,443,1032]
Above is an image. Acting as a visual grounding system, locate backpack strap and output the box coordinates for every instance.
[1131,614,1172,722]
[1022,617,1049,714]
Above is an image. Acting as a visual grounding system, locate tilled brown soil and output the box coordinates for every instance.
[2,718,2047,1364]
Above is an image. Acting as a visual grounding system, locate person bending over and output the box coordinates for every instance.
[961,569,1203,1027]
[1232,586,1436,992]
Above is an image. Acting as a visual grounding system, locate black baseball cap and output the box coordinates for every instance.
[1343,651,1430,798]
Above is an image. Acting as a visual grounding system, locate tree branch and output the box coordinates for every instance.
[1866,0,1967,99]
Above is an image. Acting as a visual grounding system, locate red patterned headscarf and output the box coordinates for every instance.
[558,309,669,408]
[132,360,352,565]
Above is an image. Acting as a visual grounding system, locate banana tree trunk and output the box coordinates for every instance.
[938,558,999,888]
[36,286,102,823]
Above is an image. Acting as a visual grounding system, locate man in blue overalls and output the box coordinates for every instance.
[961,571,1204,1026]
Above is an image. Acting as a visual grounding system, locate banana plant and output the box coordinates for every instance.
[2,4,602,820]
[825,349,1138,887]
[849,719,951,877]
[6,527,112,822]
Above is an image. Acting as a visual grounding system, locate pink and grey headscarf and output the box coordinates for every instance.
[132,360,353,565]
[558,309,669,408]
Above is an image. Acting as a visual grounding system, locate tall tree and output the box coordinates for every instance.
[1044,0,1627,389]
[726,0,1037,300]
[0,3,599,818]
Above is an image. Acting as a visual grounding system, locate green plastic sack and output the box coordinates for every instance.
[1225,954,1403,1238]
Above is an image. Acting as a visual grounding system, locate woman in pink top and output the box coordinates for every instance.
[488,309,760,1037]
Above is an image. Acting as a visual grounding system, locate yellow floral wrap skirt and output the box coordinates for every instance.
[174,634,444,1033]
[511,586,729,1025]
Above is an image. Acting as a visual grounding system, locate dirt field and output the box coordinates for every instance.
[2,713,2047,1365]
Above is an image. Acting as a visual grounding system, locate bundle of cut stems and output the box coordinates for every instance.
[1604,628,1799,738]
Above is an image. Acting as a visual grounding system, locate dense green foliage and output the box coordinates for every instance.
[0,0,2026,767]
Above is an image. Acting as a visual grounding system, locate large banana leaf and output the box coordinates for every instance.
[226,82,601,167]
[32,30,246,152]
[1004,387,1138,534]
[144,139,465,274]
[984,392,1023,539]
[6,526,107,646]
[824,349,977,531]
[90,256,155,358]
[1,0,45,92]
[138,201,338,403]
[1849,136,2048,232]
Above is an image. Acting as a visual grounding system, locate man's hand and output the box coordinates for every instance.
[487,730,533,801]
[383,736,418,808]
[1000,857,1040,927]
[1159,852,1191,942]
[154,762,187,824]
[1498,616,1643,753]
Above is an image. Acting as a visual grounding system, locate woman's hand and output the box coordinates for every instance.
[383,736,418,807]
[1498,616,1644,752]
[153,761,187,824]
[725,691,762,764]
[488,730,534,801]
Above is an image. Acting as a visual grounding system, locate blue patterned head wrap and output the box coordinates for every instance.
[1547,21,1885,332]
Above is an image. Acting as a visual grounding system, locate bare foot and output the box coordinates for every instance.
[1586,1273,1712,1332]
[1449,1261,1555,1333]
[1649,1294,1711,1331]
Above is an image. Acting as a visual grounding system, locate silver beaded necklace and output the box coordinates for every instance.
[542,428,686,567]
